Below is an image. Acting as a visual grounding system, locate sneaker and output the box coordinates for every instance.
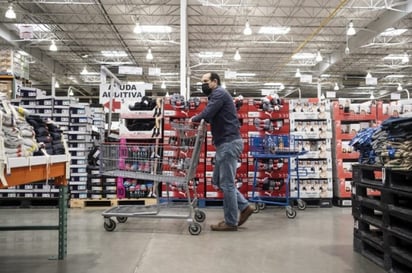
[210,221,237,231]
[238,206,254,227]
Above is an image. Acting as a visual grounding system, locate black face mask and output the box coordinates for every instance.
[202,83,212,96]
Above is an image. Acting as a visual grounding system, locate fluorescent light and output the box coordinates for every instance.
[133,22,141,34]
[385,74,405,78]
[347,21,356,36]
[146,48,153,60]
[379,28,407,37]
[258,26,290,35]
[101,50,127,57]
[5,5,16,19]
[243,20,252,35]
[234,49,241,61]
[295,68,301,77]
[383,54,409,61]
[236,72,256,77]
[49,40,57,51]
[199,51,223,58]
[135,25,172,33]
[292,53,316,60]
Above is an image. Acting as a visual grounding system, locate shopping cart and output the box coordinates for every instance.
[249,134,307,219]
[100,120,207,235]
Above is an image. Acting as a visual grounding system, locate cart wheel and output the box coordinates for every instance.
[286,209,297,219]
[188,223,202,235]
[258,203,266,210]
[103,218,116,231]
[116,216,128,223]
[253,203,260,213]
[194,210,206,223]
[297,200,306,210]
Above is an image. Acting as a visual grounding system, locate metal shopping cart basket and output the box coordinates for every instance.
[100,120,207,235]
[249,134,307,219]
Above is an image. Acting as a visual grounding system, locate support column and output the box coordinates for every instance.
[180,0,188,98]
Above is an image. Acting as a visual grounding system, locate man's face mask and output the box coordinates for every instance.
[202,82,212,96]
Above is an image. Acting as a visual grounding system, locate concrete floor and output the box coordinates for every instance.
[0,206,385,273]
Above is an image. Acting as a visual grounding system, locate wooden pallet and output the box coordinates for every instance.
[69,198,157,208]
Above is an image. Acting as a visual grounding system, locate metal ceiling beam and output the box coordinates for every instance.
[316,2,412,77]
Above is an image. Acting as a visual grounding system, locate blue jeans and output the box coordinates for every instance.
[213,138,249,226]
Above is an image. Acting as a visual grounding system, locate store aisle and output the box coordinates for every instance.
[0,206,384,273]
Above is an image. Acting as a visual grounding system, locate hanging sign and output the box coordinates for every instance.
[99,82,153,113]
[118,66,143,75]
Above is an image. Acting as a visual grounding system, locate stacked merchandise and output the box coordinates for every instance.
[289,99,333,202]
[86,107,105,199]
[331,100,378,206]
[163,94,206,199]
[1,102,38,158]
[67,104,93,199]
[0,99,66,199]
[247,94,290,198]
[350,122,412,168]
[204,95,248,200]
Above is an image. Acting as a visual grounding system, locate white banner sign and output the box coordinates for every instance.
[300,74,312,84]
[118,66,143,75]
[99,82,153,112]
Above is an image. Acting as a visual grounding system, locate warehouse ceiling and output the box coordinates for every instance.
[0,0,412,101]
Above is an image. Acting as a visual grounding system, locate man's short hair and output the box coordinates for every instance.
[207,72,221,86]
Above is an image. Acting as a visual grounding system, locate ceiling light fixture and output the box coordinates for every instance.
[5,4,16,19]
[345,31,350,55]
[334,83,339,91]
[366,72,372,78]
[397,83,403,91]
[133,21,141,34]
[370,92,375,99]
[292,53,316,60]
[234,48,241,61]
[258,26,290,35]
[243,19,252,35]
[80,66,88,75]
[161,81,166,89]
[347,20,356,36]
[295,68,301,78]
[315,50,323,62]
[402,52,409,64]
[236,72,256,77]
[101,50,127,57]
[199,51,223,58]
[55,81,60,88]
[146,48,153,60]
[49,40,57,51]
